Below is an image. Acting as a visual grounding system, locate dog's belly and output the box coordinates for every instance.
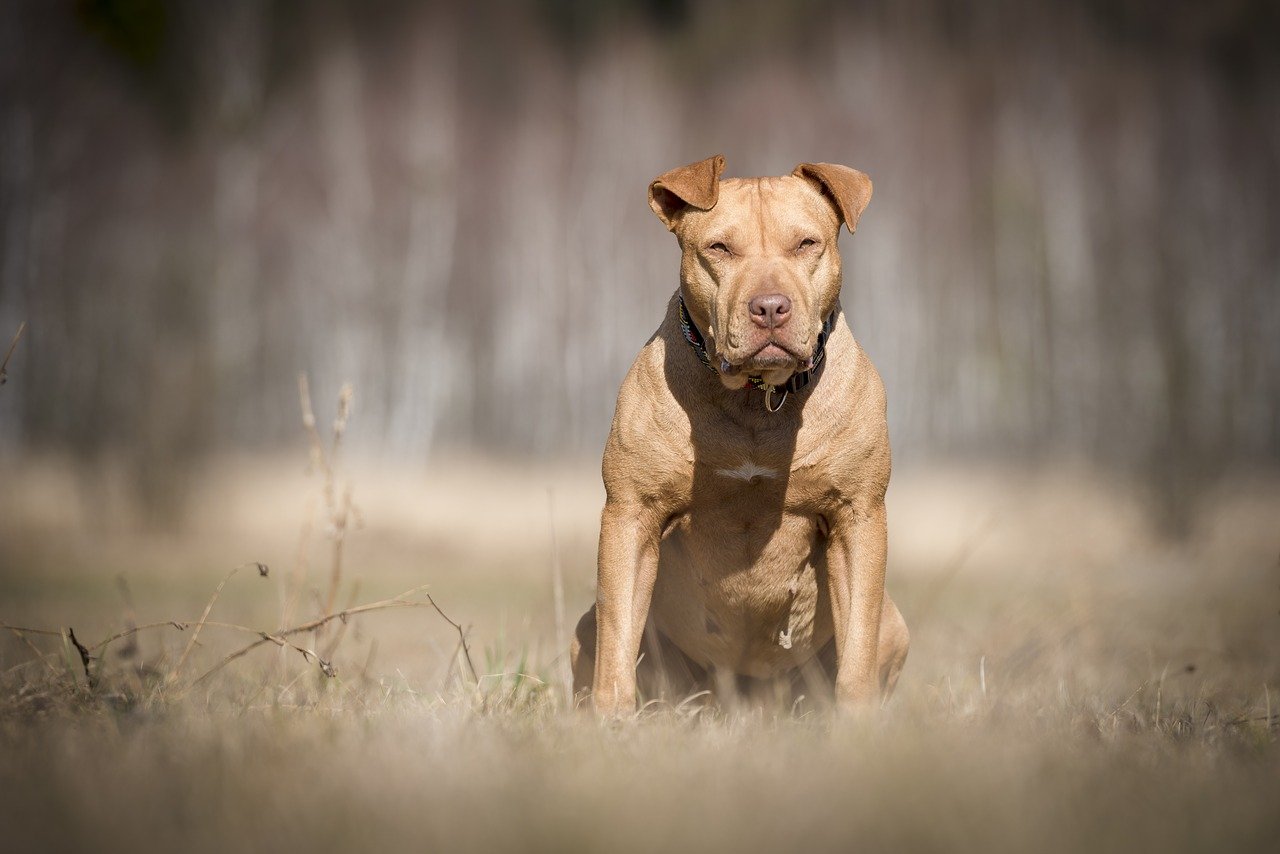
[650,485,834,679]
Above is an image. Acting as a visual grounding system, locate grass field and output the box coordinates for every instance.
[1,455,1277,853]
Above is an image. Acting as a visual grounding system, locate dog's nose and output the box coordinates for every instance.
[748,293,792,329]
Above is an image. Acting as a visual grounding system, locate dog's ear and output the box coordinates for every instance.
[792,162,873,233]
[648,155,726,230]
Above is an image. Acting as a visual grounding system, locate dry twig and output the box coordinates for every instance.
[293,373,360,633]
[4,581,468,693]
[426,593,479,685]
[190,584,437,688]
[66,627,95,688]
[90,621,189,656]
[3,625,63,677]
[0,320,26,386]
[168,562,268,684]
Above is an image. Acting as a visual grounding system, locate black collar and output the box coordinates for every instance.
[677,295,836,412]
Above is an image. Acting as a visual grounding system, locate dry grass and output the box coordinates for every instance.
[0,448,1277,852]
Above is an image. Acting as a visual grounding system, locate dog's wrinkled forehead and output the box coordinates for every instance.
[680,177,841,247]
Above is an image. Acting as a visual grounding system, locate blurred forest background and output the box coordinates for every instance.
[1,0,1278,533]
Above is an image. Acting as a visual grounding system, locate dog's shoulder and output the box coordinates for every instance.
[601,323,695,504]
[792,325,891,504]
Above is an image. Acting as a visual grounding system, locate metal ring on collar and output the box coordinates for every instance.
[763,385,788,413]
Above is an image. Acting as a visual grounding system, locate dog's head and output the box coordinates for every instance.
[649,155,871,389]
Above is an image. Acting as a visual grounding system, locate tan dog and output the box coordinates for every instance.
[571,155,908,716]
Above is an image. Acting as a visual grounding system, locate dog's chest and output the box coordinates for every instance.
[650,461,836,677]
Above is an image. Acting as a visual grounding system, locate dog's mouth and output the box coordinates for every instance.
[718,339,814,377]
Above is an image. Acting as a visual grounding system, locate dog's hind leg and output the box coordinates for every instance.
[570,605,599,708]
[798,592,909,708]
[877,593,910,700]
[637,622,708,709]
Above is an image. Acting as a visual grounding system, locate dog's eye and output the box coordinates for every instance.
[797,238,819,252]
[708,242,731,256]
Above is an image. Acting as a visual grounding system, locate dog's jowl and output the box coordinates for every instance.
[571,155,909,717]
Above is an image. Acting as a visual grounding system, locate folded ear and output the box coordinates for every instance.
[648,155,726,230]
[792,162,873,233]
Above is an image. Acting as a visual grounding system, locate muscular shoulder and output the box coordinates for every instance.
[795,326,891,506]
[601,330,694,504]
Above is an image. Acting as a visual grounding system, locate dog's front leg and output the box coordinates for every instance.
[592,498,662,718]
[825,498,888,709]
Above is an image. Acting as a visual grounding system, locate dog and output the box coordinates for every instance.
[571,155,908,716]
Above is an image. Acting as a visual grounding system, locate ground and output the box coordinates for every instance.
[0,455,1277,852]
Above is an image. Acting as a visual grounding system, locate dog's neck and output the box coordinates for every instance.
[676,295,836,412]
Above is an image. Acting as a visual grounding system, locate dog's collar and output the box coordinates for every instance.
[677,295,836,412]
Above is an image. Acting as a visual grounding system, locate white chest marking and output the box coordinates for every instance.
[715,461,778,481]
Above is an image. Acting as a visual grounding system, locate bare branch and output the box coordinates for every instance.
[189,584,435,688]
[3,625,63,677]
[0,623,65,637]
[0,320,26,386]
[66,627,95,688]
[322,483,351,618]
[426,593,479,685]
[321,579,361,660]
[90,621,188,655]
[6,582,471,696]
[168,562,267,684]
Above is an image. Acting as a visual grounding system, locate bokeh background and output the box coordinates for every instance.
[2,0,1277,536]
